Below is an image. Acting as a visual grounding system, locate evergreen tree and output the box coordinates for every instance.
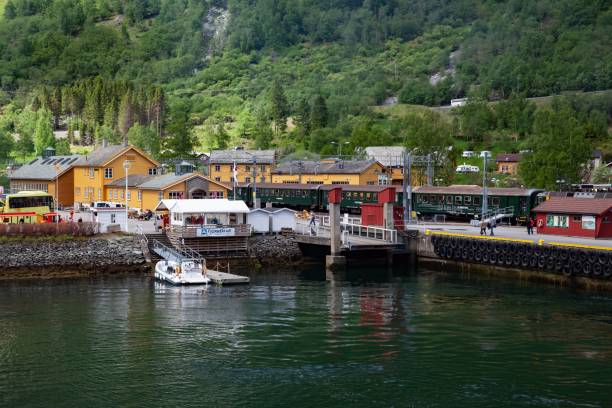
[117,90,134,138]
[104,98,118,131]
[166,100,195,157]
[294,98,311,135]
[34,109,56,155]
[55,138,71,155]
[269,79,289,134]
[310,95,328,130]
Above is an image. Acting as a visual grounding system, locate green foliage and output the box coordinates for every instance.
[310,95,328,130]
[55,138,71,155]
[519,100,591,189]
[269,79,289,134]
[165,99,195,157]
[33,109,55,155]
[591,165,611,184]
[0,129,14,160]
[128,124,159,157]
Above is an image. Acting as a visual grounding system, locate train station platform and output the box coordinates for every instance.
[411,223,612,249]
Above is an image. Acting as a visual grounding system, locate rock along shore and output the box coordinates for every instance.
[1,235,147,280]
[248,234,304,265]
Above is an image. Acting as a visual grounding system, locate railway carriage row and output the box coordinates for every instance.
[233,183,560,224]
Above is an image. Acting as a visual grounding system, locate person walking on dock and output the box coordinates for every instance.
[309,212,316,236]
[480,219,487,235]
[527,218,534,235]
[488,219,496,236]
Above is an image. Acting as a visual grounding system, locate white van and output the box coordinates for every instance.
[456,164,480,173]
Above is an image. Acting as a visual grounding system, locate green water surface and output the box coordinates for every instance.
[0,267,611,407]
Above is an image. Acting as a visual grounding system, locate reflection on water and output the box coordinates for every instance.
[0,267,611,407]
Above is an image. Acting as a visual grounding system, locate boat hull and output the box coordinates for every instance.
[154,261,210,285]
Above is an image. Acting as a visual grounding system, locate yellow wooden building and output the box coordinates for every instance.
[72,144,160,206]
[208,149,276,184]
[8,148,80,207]
[105,172,231,211]
[271,159,388,185]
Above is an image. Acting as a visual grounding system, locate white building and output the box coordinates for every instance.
[93,208,127,233]
[248,208,297,233]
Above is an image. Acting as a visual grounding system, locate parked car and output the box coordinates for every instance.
[456,164,480,173]
[462,150,475,158]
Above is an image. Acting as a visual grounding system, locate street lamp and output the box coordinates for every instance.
[434,178,443,186]
[123,160,131,232]
[331,141,350,157]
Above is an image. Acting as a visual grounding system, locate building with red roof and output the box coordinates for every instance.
[532,198,612,238]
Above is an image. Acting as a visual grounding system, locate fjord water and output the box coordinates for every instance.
[1,268,611,407]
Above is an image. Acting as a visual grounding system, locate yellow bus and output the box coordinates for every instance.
[0,191,55,216]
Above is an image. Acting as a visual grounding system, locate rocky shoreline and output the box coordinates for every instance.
[0,235,147,280]
[0,233,306,280]
[248,234,303,265]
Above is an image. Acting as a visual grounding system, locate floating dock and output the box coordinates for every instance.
[206,270,250,285]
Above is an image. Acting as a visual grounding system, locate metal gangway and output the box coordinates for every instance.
[478,206,515,224]
[295,219,398,245]
[151,239,204,264]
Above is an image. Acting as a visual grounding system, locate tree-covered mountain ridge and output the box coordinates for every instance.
[0,0,611,189]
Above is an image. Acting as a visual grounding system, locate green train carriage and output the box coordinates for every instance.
[410,186,543,224]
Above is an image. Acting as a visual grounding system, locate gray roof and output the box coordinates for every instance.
[105,174,154,187]
[364,146,406,167]
[250,207,297,214]
[8,155,80,180]
[209,149,276,164]
[272,159,379,175]
[74,145,130,166]
[137,172,193,190]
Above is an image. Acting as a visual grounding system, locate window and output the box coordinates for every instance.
[573,216,581,222]
[230,177,235,182]
[120,190,124,199]
[260,165,266,172]
[148,168,158,175]
[546,215,568,228]
[245,177,251,183]
[603,217,610,224]
[127,191,131,200]
[260,177,266,183]
[104,168,113,179]
[7,195,53,209]
[114,190,118,200]
[158,191,163,201]
[331,181,349,185]
[215,177,221,182]
[110,213,116,223]
[245,165,251,172]
[464,196,471,205]
[214,165,221,172]
[138,191,142,201]
[89,167,94,178]
[473,196,481,206]
[446,196,453,205]
[491,197,500,206]
[75,187,81,196]
[455,196,462,204]
[581,216,596,230]
[366,181,375,185]
[169,191,183,199]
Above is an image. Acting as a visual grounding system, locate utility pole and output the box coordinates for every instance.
[427,153,433,186]
[403,152,412,224]
[482,154,488,219]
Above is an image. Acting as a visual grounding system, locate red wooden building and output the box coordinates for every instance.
[360,187,404,228]
[532,198,612,239]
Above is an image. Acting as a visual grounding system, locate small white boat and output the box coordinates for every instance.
[154,260,211,285]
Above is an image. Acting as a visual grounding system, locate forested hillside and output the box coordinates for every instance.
[0,0,611,189]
